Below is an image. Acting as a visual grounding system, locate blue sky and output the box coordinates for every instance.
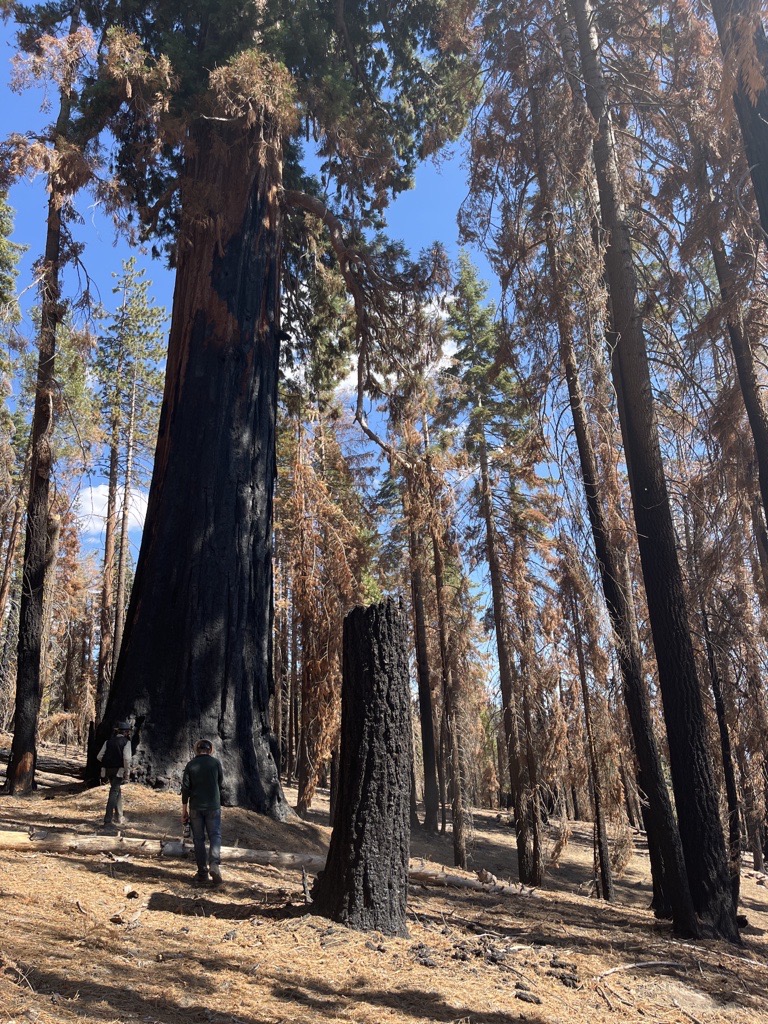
[0,19,496,553]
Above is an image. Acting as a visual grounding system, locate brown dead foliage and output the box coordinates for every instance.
[0,740,767,1024]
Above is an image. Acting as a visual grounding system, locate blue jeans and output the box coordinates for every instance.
[189,807,221,877]
[104,774,124,824]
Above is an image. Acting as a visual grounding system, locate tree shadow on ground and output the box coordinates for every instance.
[410,814,653,908]
[54,852,200,888]
[56,852,305,904]
[146,889,308,922]
[0,962,250,1024]
[266,969,545,1024]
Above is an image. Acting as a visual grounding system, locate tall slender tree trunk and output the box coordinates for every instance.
[423,415,467,869]
[0,440,31,628]
[112,371,136,673]
[566,0,737,940]
[702,615,741,910]
[569,587,614,901]
[4,36,77,791]
[38,514,61,718]
[437,705,448,833]
[477,419,531,879]
[286,597,298,786]
[431,530,467,869]
[529,46,696,932]
[513,540,543,887]
[96,117,289,817]
[272,566,287,775]
[96,422,120,723]
[406,511,439,832]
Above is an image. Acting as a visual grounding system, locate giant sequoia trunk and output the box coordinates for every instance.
[313,600,411,936]
[568,0,738,940]
[95,119,289,817]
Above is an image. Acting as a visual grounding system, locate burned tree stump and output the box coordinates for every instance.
[312,599,411,936]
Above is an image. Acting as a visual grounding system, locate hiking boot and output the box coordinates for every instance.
[209,864,223,886]
[192,873,210,888]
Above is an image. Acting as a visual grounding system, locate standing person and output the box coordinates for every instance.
[181,739,224,886]
[97,721,132,828]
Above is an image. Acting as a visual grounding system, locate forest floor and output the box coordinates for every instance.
[1,740,767,1024]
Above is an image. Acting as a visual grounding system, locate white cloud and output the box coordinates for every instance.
[76,484,149,540]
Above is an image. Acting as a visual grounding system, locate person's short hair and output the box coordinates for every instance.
[195,739,213,755]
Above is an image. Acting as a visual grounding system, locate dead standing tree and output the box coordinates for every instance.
[312,599,411,937]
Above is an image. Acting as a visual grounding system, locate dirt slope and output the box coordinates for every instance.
[1,741,767,1024]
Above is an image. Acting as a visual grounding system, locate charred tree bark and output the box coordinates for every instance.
[0,440,30,629]
[477,419,530,877]
[530,49,696,932]
[567,0,738,941]
[702,620,741,910]
[406,515,439,832]
[431,521,467,869]
[95,421,119,724]
[39,514,61,716]
[313,600,411,936]
[95,118,289,817]
[570,588,614,902]
[286,598,298,786]
[4,56,75,792]
[111,369,136,673]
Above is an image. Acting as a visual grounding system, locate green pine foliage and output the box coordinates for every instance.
[94,257,166,487]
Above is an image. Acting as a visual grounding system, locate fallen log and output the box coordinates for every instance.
[159,841,326,871]
[0,830,326,870]
[409,861,534,897]
[0,830,162,856]
[0,831,532,897]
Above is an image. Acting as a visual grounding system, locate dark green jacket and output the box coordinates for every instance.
[181,754,224,811]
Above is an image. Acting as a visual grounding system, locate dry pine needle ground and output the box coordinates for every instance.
[1,740,767,1024]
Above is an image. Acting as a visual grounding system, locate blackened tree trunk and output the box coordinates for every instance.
[313,599,411,936]
[568,0,738,940]
[477,420,530,878]
[431,525,467,869]
[569,588,614,902]
[111,369,136,673]
[286,600,299,786]
[95,422,119,724]
[529,54,696,932]
[95,118,289,817]
[710,1,768,247]
[4,67,74,792]
[406,513,440,832]
[702,612,741,909]
[0,439,30,629]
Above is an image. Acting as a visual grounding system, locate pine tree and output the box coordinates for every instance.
[91,258,165,727]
